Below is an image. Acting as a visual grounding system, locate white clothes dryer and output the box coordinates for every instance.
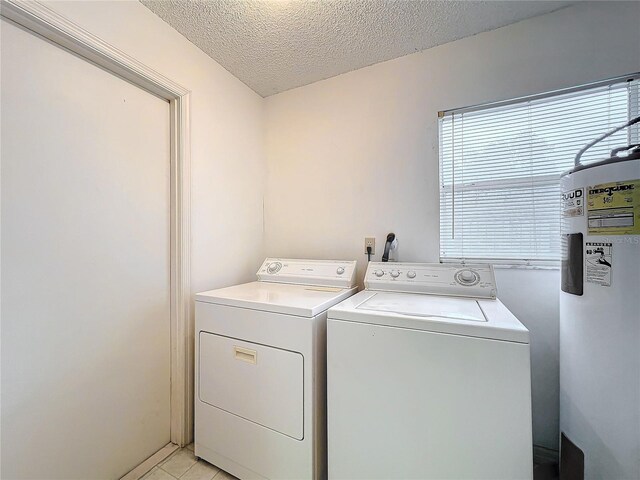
[195,258,357,480]
[327,262,533,480]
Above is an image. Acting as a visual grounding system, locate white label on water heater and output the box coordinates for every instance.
[562,188,584,217]
[585,242,613,287]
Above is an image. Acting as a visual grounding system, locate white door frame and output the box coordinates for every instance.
[1,0,193,446]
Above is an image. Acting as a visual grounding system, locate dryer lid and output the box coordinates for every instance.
[196,281,357,317]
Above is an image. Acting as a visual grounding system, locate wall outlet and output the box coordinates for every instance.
[364,237,375,255]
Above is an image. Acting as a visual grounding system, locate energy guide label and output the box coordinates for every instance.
[587,179,640,235]
[585,242,613,287]
[562,188,584,217]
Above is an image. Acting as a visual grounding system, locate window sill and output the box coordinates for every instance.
[492,264,560,271]
[440,258,560,270]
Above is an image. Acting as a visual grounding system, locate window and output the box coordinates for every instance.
[439,76,639,266]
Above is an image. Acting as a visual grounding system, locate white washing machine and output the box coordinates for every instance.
[327,262,533,480]
[195,258,357,480]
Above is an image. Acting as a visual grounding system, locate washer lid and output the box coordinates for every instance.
[329,291,529,343]
[196,281,358,317]
[357,293,487,322]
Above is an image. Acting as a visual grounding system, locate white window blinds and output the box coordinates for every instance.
[439,76,639,265]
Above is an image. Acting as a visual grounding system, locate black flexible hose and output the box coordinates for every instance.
[381,232,396,262]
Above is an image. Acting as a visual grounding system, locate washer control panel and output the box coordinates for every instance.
[365,262,496,298]
[257,258,357,288]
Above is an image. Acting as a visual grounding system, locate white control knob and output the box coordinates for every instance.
[460,270,475,281]
[336,267,345,275]
[375,270,384,277]
[457,269,478,284]
[267,262,282,274]
[407,271,416,279]
[390,270,400,278]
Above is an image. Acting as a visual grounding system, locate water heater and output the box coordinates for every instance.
[560,128,640,479]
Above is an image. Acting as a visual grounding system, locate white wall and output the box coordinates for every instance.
[264,1,640,451]
[46,0,267,296]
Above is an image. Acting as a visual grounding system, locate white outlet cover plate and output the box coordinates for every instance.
[365,237,375,255]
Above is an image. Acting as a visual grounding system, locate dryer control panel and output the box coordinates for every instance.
[257,258,357,288]
[364,262,496,299]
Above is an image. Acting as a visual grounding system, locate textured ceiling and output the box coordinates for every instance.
[141,0,575,97]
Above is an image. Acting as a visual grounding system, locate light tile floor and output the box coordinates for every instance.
[142,444,239,480]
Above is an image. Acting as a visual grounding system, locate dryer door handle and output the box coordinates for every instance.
[234,346,257,364]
